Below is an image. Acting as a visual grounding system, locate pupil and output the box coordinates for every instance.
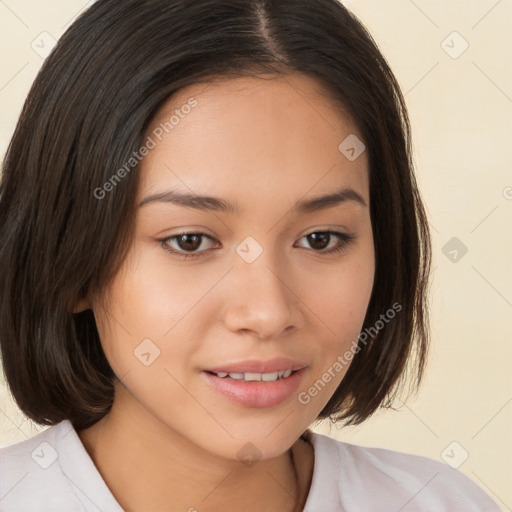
[179,234,201,251]
[308,232,329,250]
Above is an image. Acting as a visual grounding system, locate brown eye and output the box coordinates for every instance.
[296,230,355,255]
[306,232,331,250]
[175,234,203,252]
[161,232,218,258]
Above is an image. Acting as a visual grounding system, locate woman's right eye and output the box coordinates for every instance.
[160,232,218,259]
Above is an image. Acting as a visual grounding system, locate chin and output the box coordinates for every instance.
[200,413,308,462]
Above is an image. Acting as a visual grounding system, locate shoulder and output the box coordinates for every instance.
[304,431,501,512]
[0,420,86,511]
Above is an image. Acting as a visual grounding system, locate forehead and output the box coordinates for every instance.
[138,73,368,205]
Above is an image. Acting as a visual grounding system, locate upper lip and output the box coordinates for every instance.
[204,357,307,374]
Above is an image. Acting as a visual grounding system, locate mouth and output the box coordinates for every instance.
[204,357,307,375]
[206,369,295,382]
[202,359,307,408]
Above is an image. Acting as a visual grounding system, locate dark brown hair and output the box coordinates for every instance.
[0,0,431,431]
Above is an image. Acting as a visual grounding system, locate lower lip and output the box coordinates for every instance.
[202,368,306,408]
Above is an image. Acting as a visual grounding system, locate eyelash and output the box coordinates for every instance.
[159,230,355,260]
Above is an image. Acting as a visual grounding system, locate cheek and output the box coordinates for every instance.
[92,243,222,375]
[321,268,373,328]
[313,238,375,346]
[298,235,375,402]
[100,243,214,336]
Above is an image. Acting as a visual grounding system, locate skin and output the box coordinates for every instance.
[75,72,375,512]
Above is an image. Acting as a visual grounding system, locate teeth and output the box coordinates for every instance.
[261,371,279,381]
[214,370,294,381]
[244,372,263,381]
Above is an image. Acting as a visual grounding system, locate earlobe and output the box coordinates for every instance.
[72,297,92,313]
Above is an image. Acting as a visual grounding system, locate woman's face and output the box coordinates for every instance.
[90,73,374,460]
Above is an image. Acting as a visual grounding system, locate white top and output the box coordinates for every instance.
[0,419,501,512]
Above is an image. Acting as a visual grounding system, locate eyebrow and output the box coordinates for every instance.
[138,186,367,215]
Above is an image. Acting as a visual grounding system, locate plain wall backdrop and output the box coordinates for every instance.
[1,1,511,509]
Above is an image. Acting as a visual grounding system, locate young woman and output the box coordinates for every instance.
[0,1,501,511]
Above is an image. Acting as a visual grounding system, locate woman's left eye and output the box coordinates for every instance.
[294,231,355,254]
[160,230,355,259]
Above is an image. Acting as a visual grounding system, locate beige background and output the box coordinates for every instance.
[1,0,511,509]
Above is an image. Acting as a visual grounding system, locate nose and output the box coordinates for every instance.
[221,248,305,340]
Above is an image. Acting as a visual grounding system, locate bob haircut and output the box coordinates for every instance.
[0,0,431,432]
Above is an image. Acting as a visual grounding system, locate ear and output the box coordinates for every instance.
[71,296,92,313]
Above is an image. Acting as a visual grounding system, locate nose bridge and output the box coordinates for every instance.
[223,236,302,338]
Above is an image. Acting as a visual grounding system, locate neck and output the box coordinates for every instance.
[77,385,313,512]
